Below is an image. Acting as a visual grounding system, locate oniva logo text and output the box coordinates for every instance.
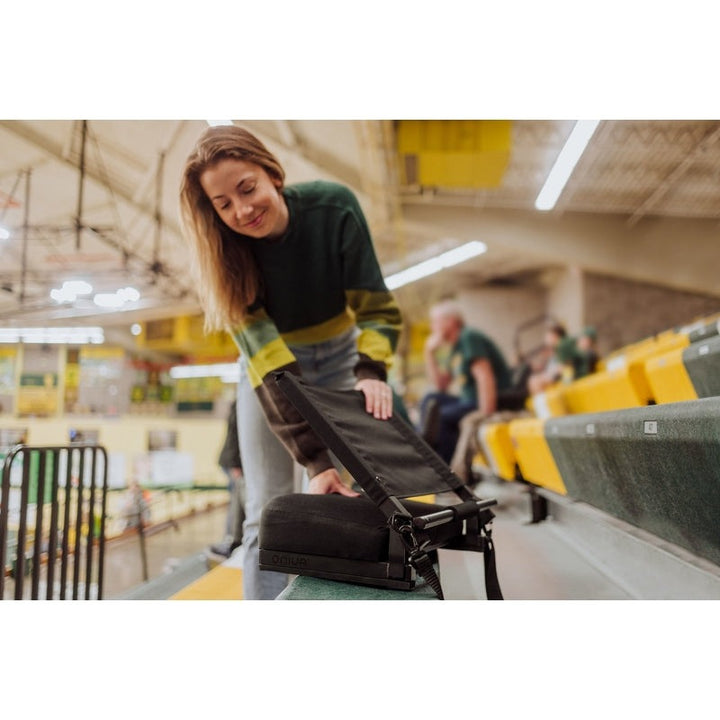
[271,554,308,568]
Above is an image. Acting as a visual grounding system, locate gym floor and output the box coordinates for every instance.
[103,505,227,599]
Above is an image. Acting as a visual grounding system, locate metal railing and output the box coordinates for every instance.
[0,444,109,600]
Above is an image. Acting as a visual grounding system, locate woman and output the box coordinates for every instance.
[180,125,403,599]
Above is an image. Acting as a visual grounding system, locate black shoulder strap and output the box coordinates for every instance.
[483,534,504,600]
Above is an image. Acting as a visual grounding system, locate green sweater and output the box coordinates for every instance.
[230,180,402,477]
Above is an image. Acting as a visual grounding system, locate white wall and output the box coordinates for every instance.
[402,204,720,299]
[546,266,585,336]
[456,284,548,365]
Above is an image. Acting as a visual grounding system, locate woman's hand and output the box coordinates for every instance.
[308,468,360,497]
[354,378,394,420]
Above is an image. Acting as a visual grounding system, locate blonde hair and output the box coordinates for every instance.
[179,125,286,331]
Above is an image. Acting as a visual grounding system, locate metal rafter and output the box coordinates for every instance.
[0,170,23,224]
[0,122,194,317]
[241,120,364,193]
[627,122,720,227]
[20,169,30,302]
[0,120,184,239]
[131,119,186,205]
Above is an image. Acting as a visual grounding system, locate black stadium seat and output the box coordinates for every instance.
[688,319,720,345]
[544,397,720,568]
[682,335,720,399]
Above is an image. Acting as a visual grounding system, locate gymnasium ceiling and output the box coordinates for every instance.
[1,119,719,335]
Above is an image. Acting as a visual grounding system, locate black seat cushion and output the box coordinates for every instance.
[260,493,463,563]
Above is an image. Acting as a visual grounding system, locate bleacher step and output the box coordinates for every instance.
[540,490,720,599]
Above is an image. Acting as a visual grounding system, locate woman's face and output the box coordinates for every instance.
[200,158,289,239]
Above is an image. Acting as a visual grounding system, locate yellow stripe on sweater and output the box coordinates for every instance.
[357,328,393,366]
[280,309,355,346]
[247,337,297,389]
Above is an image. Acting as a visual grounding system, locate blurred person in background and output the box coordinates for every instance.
[573,326,599,379]
[208,399,245,559]
[527,322,568,395]
[420,300,513,465]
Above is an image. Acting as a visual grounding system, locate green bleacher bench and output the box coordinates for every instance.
[276,573,439,600]
[544,397,720,568]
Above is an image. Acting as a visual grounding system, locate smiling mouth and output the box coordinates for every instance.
[245,211,265,229]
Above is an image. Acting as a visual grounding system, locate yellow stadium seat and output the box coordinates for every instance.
[478,421,517,481]
[530,382,568,419]
[645,347,698,404]
[563,332,691,412]
[508,418,567,495]
[563,363,653,413]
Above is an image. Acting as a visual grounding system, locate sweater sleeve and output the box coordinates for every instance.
[340,193,403,382]
[231,306,334,478]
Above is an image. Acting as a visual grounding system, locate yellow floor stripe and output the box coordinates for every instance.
[170,565,243,600]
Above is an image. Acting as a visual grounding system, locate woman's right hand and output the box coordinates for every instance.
[308,467,360,497]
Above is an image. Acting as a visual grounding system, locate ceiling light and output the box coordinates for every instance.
[0,227,9,241]
[206,120,234,127]
[93,293,124,308]
[0,327,104,344]
[93,287,141,308]
[51,288,76,303]
[50,280,93,304]
[535,120,600,211]
[169,362,239,381]
[118,287,140,303]
[384,241,488,290]
[63,280,93,295]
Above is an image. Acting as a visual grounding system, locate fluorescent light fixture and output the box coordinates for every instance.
[63,280,92,295]
[51,288,75,303]
[93,287,141,308]
[117,287,140,302]
[384,240,488,290]
[0,327,104,344]
[0,226,9,240]
[206,120,234,127]
[93,293,124,308]
[535,120,600,211]
[170,362,239,381]
[50,280,94,303]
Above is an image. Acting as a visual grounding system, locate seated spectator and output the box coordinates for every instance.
[209,399,245,559]
[573,326,599,379]
[420,300,513,465]
[527,322,568,395]
[555,327,601,383]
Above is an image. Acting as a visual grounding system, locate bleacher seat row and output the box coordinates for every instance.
[473,313,720,570]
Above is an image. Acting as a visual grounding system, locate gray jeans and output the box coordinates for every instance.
[237,328,359,600]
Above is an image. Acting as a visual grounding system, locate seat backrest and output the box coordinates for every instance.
[275,373,467,508]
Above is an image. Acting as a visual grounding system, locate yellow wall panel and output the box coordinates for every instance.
[397,120,512,188]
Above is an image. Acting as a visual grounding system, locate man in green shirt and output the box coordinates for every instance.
[422,300,514,465]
